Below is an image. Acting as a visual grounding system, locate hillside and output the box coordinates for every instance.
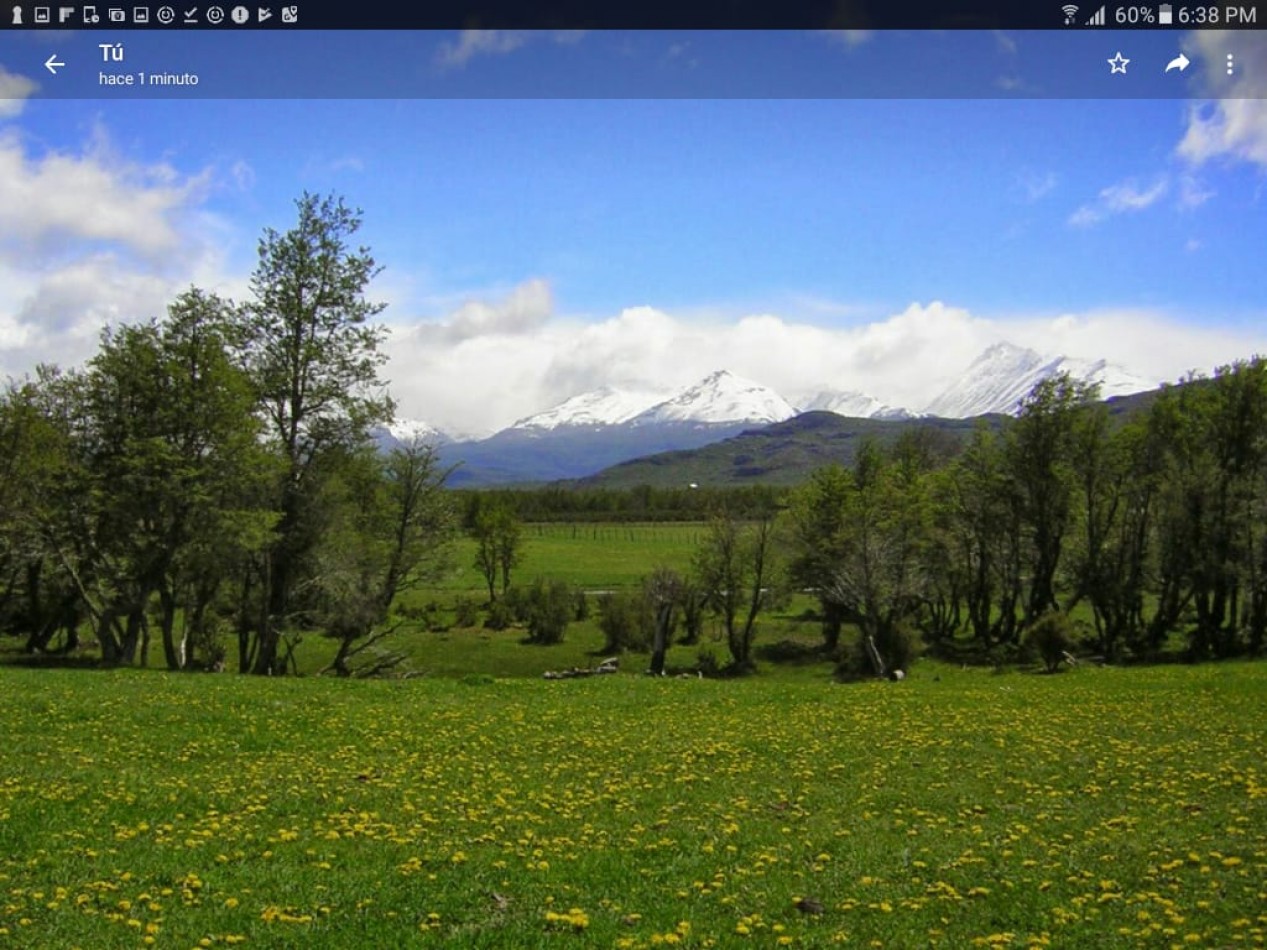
[576,387,1163,489]
[574,411,998,488]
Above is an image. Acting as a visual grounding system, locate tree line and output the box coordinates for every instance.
[784,365,1267,673]
[588,364,1267,679]
[0,193,456,675]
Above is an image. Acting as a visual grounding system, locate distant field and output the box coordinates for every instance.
[436,522,705,593]
[1,663,1263,948]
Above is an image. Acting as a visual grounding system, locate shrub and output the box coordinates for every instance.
[755,638,820,664]
[484,599,514,631]
[836,623,918,681]
[597,590,653,654]
[523,579,574,645]
[502,586,531,624]
[573,590,590,622]
[695,645,721,677]
[1026,611,1074,673]
[452,597,479,629]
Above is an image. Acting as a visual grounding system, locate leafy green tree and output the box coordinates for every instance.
[1150,360,1267,658]
[236,193,392,674]
[470,502,522,602]
[644,566,684,675]
[67,290,273,668]
[314,439,456,677]
[693,508,778,672]
[0,369,84,653]
[787,465,855,653]
[1007,373,1099,623]
[1066,407,1158,660]
[945,425,1023,647]
[820,441,931,677]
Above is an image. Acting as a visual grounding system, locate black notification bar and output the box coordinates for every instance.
[7,0,1262,29]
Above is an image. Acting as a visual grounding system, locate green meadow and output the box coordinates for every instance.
[441,522,703,592]
[1,663,1264,949]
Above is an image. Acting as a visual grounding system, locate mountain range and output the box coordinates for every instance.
[376,342,1157,485]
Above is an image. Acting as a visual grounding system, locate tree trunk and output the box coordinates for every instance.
[118,607,144,666]
[649,602,672,676]
[96,607,124,664]
[820,600,843,653]
[253,551,284,675]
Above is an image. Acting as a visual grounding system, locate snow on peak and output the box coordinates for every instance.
[924,341,1155,418]
[511,386,670,430]
[386,418,445,443]
[800,389,906,420]
[631,370,797,427]
[371,417,448,453]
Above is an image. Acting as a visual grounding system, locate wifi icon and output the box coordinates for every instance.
[1062,3,1079,23]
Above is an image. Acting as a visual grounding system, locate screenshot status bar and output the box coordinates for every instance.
[4,0,1264,29]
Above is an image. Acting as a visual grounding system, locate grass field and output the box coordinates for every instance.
[1,663,1263,948]
[438,523,703,593]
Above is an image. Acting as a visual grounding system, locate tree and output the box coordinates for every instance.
[1066,407,1157,660]
[236,192,392,674]
[1007,373,1099,623]
[0,369,84,653]
[470,501,522,602]
[821,441,931,678]
[1149,361,1267,658]
[693,508,778,672]
[36,292,273,669]
[314,439,456,677]
[945,425,1023,648]
[787,465,855,653]
[644,567,684,675]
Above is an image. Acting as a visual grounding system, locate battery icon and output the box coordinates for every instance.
[1158,3,1173,22]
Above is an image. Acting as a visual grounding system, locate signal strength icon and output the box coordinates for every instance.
[1062,4,1079,23]
[1086,4,1106,24]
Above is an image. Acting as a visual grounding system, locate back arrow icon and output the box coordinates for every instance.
[1165,53,1190,73]
[45,54,66,75]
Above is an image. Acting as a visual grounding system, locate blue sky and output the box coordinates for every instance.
[0,29,1265,433]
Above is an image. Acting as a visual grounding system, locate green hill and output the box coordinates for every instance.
[578,388,1162,489]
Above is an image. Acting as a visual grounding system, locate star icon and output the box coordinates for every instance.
[1108,51,1130,74]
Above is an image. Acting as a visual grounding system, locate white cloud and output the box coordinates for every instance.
[0,65,38,118]
[0,125,244,381]
[435,30,586,70]
[1177,31,1267,168]
[413,278,554,344]
[382,284,1267,437]
[0,126,211,261]
[1069,176,1168,227]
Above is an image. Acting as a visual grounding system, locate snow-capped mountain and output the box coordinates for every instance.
[416,351,1160,484]
[800,389,911,420]
[923,342,1155,418]
[629,370,797,428]
[371,418,449,453]
[511,386,671,431]
[385,418,447,444]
